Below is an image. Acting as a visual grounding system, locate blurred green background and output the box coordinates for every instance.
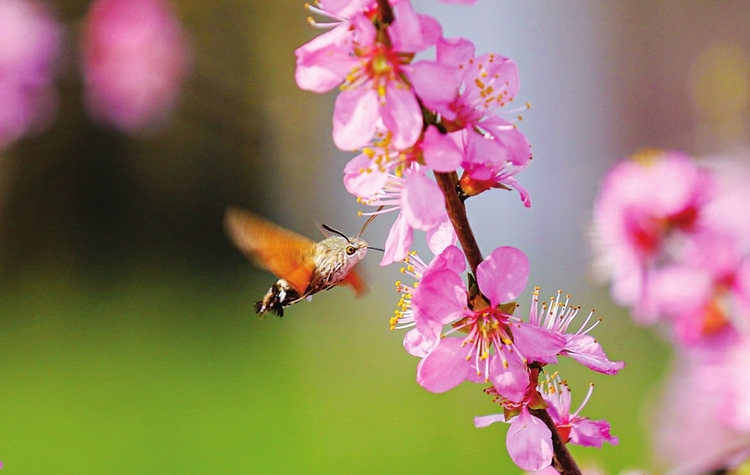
[3,0,750,473]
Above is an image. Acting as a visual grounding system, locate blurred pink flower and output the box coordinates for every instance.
[645,233,750,345]
[81,0,190,134]
[653,347,750,474]
[591,150,713,322]
[0,0,62,149]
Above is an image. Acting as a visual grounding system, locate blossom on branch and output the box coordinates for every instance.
[475,374,617,470]
[296,0,441,151]
[405,246,565,401]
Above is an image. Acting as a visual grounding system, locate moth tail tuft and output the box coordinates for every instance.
[254,279,301,318]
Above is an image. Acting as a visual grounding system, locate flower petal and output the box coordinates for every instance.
[569,418,619,448]
[412,268,470,326]
[426,212,458,256]
[476,246,530,306]
[513,323,566,364]
[436,36,475,67]
[294,22,357,93]
[332,86,379,151]
[488,351,530,403]
[409,61,460,118]
[417,337,471,393]
[403,327,439,358]
[389,2,441,52]
[380,212,413,266]
[506,407,554,471]
[402,171,445,231]
[563,334,624,375]
[474,413,506,428]
[381,86,422,150]
[422,125,464,172]
[343,152,389,198]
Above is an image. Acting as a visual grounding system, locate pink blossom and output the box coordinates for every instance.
[653,347,750,473]
[0,0,62,149]
[81,0,191,134]
[343,125,462,197]
[474,382,554,470]
[645,234,750,345]
[543,378,618,448]
[410,246,565,401]
[350,164,453,265]
[591,150,713,322]
[528,288,624,374]
[457,126,532,205]
[392,246,466,341]
[709,337,750,435]
[475,375,617,470]
[410,37,530,153]
[409,38,532,198]
[702,158,750,254]
[295,1,441,151]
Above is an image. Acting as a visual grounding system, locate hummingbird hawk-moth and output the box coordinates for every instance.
[224,208,377,317]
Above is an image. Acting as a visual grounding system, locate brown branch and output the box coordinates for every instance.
[435,175,581,475]
[529,408,582,475]
[434,171,483,275]
[377,0,395,25]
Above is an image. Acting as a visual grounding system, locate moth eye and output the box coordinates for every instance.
[345,245,356,256]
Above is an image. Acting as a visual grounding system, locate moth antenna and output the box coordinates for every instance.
[358,207,383,237]
[321,223,351,242]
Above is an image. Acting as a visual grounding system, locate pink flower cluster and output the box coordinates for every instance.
[296,0,532,265]
[592,150,750,346]
[0,0,190,151]
[476,375,618,470]
[593,150,750,472]
[296,1,623,471]
[392,245,622,469]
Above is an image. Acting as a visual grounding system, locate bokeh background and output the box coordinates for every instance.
[1,0,749,473]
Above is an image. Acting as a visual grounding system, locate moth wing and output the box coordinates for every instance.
[224,208,316,295]
[342,266,368,297]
